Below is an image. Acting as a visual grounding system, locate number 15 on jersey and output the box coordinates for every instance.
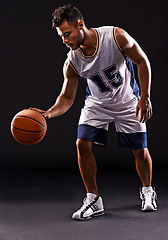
[91,64,123,92]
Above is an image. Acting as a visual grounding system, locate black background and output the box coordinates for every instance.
[1,0,167,172]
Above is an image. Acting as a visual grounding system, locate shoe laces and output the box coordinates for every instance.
[79,197,94,211]
[141,189,157,202]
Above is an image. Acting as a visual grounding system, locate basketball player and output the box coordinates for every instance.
[31,4,157,220]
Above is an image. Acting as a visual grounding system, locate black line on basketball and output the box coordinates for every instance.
[16,132,45,143]
[15,115,45,128]
[33,111,46,126]
[11,126,45,133]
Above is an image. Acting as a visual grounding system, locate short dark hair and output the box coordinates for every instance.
[52,4,84,29]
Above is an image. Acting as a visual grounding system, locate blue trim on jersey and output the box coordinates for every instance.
[124,56,140,100]
[117,132,147,149]
[84,78,92,100]
[77,124,108,147]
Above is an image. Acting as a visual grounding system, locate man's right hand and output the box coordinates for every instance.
[29,108,51,120]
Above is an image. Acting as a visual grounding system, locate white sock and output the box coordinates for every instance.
[142,186,153,191]
[87,193,97,200]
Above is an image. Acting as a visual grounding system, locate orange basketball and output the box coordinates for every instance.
[11,109,47,145]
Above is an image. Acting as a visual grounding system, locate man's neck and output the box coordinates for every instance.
[79,28,97,56]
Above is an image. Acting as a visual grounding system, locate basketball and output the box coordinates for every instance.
[11,109,47,145]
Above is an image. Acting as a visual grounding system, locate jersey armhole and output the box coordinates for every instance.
[112,27,124,55]
[69,60,79,74]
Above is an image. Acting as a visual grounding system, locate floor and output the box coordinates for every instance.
[0,165,167,240]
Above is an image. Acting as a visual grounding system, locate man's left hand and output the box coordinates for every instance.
[135,97,152,123]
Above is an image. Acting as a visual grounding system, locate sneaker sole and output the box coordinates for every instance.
[73,209,105,221]
[141,203,157,211]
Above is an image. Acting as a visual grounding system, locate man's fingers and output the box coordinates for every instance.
[29,107,45,114]
[29,107,50,120]
[140,110,150,123]
[139,111,144,123]
[142,108,153,123]
[148,107,153,119]
[29,107,41,111]
[136,98,153,123]
[135,105,139,118]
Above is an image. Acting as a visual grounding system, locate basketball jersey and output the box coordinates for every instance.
[67,26,140,108]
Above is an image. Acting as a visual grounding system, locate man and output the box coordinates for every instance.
[31,4,157,220]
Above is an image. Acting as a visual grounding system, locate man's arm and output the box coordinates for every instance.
[115,27,152,123]
[30,58,78,119]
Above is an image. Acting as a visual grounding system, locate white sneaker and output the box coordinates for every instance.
[140,187,157,211]
[72,193,105,220]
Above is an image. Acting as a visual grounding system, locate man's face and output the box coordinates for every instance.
[56,20,84,50]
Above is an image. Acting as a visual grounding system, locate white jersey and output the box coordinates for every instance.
[67,26,140,108]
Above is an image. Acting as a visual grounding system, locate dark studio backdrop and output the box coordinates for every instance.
[1,0,167,173]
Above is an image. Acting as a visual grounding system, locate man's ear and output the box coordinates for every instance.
[77,20,84,30]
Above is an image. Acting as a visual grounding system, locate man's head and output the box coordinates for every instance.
[52,4,84,28]
[52,4,85,50]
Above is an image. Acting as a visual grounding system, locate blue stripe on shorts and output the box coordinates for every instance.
[77,124,108,147]
[117,132,147,149]
[77,124,147,149]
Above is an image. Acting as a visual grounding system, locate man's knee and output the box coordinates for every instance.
[132,148,148,159]
[76,139,93,155]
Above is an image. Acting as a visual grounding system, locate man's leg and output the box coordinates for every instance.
[76,139,99,196]
[72,139,104,220]
[132,148,157,211]
[132,148,152,186]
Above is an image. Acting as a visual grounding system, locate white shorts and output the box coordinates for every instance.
[77,97,147,149]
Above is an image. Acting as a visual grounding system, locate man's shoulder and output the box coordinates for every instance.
[67,49,77,61]
[93,26,114,32]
